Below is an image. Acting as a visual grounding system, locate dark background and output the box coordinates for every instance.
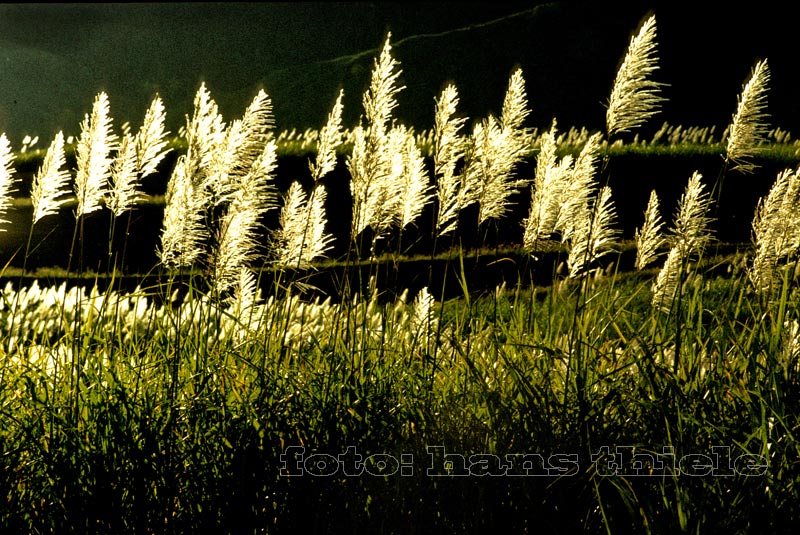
[0,2,796,146]
[0,1,796,283]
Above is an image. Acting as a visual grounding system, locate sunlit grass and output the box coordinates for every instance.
[1,244,796,532]
[2,13,800,535]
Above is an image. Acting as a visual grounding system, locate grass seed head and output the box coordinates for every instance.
[136,95,171,179]
[635,189,665,270]
[31,132,71,225]
[0,133,17,231]
[107,133,141,216]
[434,84,467,238]
[606,14,666,137]
[310,89,345,182]
[726,59,770,173]
[74,91,117,217]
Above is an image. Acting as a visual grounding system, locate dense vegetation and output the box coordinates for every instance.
[2,13,800,535]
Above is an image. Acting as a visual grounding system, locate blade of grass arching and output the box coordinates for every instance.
[724,392,774,513]
[456,243,470,308]
[563,277,589,440]
[114,212,139,292]
[497,337,566,430]
[595,283,646,348]
[521,251,539,334]
[742,389,799,505]
[590,471,614,535]
[769,267,791,357]
[709,160,730,239]
[660,414,701,533]
[106,209,119,278]
[594,473,655,535]
[678,276,707,389]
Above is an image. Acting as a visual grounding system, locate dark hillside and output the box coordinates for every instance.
[1,3,797,144]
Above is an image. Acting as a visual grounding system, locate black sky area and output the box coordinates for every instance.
[0,2,796,145]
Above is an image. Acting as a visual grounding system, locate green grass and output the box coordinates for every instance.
[3,121,796,533]
[3,13,800,533]
[1,241,798,533]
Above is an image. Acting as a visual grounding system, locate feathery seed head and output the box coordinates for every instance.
[726,59,770,173]
[567,185,619,277]
[184,83,225,185]
[31,131,71,225]
[213,202,265,294]
[457,120,485,213]
[670,171,712,257]
[749,168,800,291]
[535,119,559,188]
[349,122,413,247]
[469,115,530,225]
[650,172,713,312]
[305,186,334,264]
[468,69,532,226]
[397,130,433,229]
[158,155,208,269]
[107,133,140,216]
[434,84,467,237]
[434,84,466,173]
[523,119,573,248]
[227,267,262,316]
[206,118,244,204]
[311,89,345,182]
[248,138,280,185]
[235,89,275,167]
[212,139,279,294]
[367,126,408,237]
[555,131,603,239]
[347,35,403,245]
[635,189,666,269]
[411,286,437,340]
[205,90,274,206]
[606,14,666,137]
[74,91,118,217]
[501,68,530,133]
[348,126,372,240]
[652,246,683,312]
[136,95,171,179]
[363,33,404,140]
[0,134,17,231]
[273,182,333,269]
